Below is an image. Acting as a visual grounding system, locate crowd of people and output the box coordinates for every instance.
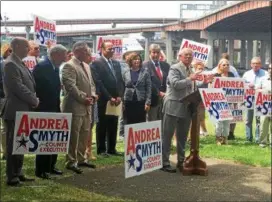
[0,37,271,186]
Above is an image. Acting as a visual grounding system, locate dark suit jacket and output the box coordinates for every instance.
[32,57,61,112]
[142,60,170,106]
[2,53,38,120]
[91,57,124,104]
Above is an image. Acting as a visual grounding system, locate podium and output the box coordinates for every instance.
[180,90,208,176]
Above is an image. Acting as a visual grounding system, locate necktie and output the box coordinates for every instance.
[154,61,162,81]
[108,59,116,79]
[186,66,196,92]
[80,62,89,79]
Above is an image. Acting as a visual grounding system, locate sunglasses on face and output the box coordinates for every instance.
[222,64,229,66]
[8,49,12,53]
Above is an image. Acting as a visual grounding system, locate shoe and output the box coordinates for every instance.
[18,176,35,182]
[160,165,176,173]
[98,152,110,157]
[7,180,22,187]
[228,132,235,140]
[36,172,51,180]
[51,168,63,175]
[222,137,228,145]
[259,143,266,148]
[66,165,83,174]
[108,151,123,156]
[1,155,6,160]
[176,162,183,171]
[216,136,222,145]
[78,162,96,169]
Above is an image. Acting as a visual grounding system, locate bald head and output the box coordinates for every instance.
[10,37,30,59]
[178,48,193,66]
[101,41,114,59]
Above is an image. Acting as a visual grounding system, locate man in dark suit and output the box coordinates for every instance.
[2,37,39,186]
[32,44,67,179]
[91,42,124,157]
[143,44,170,121]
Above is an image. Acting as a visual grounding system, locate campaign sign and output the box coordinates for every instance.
[195,71,214,82]
[23,56,37,71]
[12,112,72,155]
[96,36,123,60]
[229,103,243,123]
[124,121,162,179]
[122,38,143,53]
[244,87,255,110]
[199,88,233,123]
[212,77,245,103]
[180,39,211,63]
[254,89,272,117]
[33,15,57,47]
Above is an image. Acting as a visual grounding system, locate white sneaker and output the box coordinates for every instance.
[259,144,266,148]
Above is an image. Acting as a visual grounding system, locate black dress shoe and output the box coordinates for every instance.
[160,165,177,173]
[7,180,22,187]
[36,172,51,180]
[108,151,123,156]
[51,168,63,175]
[66,165,83,174]
[18,176,35,182]
[78,162,96,169]
[98,152,110,157]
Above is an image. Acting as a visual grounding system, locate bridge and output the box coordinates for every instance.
[1,18,179,27]
[1,1,271,69]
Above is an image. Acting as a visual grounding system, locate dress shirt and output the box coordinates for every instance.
[242,69,268,89]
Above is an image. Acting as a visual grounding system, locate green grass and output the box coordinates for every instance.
[1,117,271,201]
[196,116,271,167]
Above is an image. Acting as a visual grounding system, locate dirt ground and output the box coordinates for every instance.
[57,155,271,202]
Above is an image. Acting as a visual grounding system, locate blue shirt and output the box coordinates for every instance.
[242,69,268,88]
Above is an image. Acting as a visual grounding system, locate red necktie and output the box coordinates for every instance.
[155,62,162,81]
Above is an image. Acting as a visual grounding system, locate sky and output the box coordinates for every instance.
[1,1,229,33]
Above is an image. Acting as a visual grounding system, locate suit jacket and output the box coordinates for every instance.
[142,60,170,106]
[1,53,38,120]
[162,62,194,118]
[123,67,151,105]
[32,57,61,112]
[61,56,96,116]
[91,56,124,104]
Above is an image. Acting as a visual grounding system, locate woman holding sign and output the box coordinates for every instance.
[122,52,152,124]
[213,58,235,145]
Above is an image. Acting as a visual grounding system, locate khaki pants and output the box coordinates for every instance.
[66,115,90,166]
[260,116,272,144]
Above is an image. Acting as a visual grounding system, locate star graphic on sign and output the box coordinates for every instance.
[127,154,136,171]
[35,32,40,40]
[257,106,262,112]
[16,135,29,150]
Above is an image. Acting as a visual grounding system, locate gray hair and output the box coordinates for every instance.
[48,44,67,57]
[10,37,28,50]
[149,44,161,52]
[251,57,261,63]
[178,48,193,56]
[72,41,88,52]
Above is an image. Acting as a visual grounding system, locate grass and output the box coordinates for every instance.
[197,116,271,167]
[1,117,271,201]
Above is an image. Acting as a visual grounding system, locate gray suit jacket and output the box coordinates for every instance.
[1,53,38,120]
[62,57,96,116]
[123,67,152,105]
[162,62,194,118]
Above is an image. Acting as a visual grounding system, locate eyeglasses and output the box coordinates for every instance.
[106,48,114,52]
[8,49,12,53]
[34,47,40,51]
[222,64,230,66]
